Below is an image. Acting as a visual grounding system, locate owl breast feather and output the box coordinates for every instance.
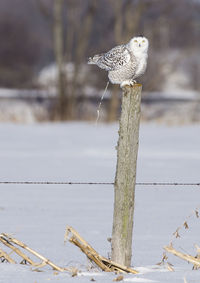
[108,54,137,84]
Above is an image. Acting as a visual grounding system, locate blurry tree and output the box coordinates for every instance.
[65,0,98,119]
[37,0,97,119]
[0,12,41,87]
[0,0,52,88]
[53,0,67,120]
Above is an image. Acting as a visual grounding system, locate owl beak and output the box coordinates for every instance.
[139,44,141,47]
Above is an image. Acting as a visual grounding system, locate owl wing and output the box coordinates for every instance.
[97,45,131,71]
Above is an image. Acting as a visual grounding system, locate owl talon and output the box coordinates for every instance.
[120,81,129,88]
[131,80,137,85]
[120,80,136,88]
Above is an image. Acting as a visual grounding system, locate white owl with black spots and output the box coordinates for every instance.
[88,36,149,88]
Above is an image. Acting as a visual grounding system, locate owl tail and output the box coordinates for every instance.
[87,54,102,65]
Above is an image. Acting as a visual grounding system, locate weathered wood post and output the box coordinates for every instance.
[111,84,142,267]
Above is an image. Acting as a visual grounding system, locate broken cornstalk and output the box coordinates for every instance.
[65,226,138,274]
[164,245,200,269]
[0,233,67,272]
[0,247,16,264]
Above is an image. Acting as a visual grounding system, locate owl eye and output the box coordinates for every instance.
[134,39,138,43]
[142,40,145,43]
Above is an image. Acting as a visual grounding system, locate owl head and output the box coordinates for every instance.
[129,36,149,53]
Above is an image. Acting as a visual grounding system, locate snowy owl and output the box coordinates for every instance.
[88,36,149,88]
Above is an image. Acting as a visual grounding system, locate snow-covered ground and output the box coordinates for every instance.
[0,122,200,283]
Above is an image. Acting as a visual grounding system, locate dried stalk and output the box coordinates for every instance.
[70,236,111,272]
[170,207,200,244]
[65,226,138,274]
[65,227,102,257]
[1,233,65,272]
[0,234,37,266]
[0,247,16,264]
[164,245,200,268]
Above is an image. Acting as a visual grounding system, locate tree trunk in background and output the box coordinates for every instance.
[113,0,123,45]
[53,0,67,120]
[107,0,124,122]
[111,84,142,267]
[68,0,98,119]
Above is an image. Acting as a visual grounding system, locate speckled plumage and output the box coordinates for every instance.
[88,36,149,87]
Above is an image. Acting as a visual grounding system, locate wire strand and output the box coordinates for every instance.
[0,181,200,186]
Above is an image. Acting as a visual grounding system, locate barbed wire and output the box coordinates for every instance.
[0,181,200,186]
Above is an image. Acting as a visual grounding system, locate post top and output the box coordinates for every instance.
[126,83,142,87]
[121,83,142,90]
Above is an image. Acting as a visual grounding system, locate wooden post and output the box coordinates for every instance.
[111,84,142,267]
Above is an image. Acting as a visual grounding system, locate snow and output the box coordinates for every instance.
[0,122,200,283]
